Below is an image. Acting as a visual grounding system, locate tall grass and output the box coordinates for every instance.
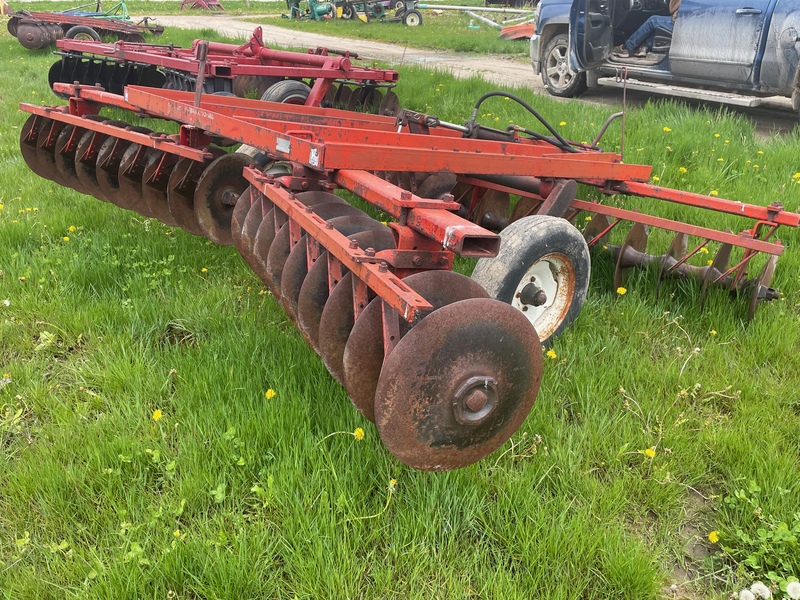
[1,23,799,599]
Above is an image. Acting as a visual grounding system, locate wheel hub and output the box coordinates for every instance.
[453,376,497,425]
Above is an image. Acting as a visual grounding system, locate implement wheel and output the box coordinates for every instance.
[471,215,590,345]
[402,9,422,26]
[65,25,101,42]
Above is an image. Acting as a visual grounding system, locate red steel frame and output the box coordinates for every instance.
[20,84,800,322]
[11,10,163,36]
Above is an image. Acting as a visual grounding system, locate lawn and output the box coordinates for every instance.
[1,21,800,600]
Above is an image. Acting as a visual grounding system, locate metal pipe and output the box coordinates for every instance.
[416,3,532,13]
[465,11,502,29]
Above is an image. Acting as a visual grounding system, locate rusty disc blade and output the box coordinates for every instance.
[347,88,363,111]
[231,186,252,241]
[96,136,132,207]
[36,118,67,184]
[335,85,352,110]
[378,90,401,117]
[509,196,539,224]
[613,222,649,291]
[655,232,688,300]
[242,197,277,273]
[54,125,88,195]
[280,212,378,323]
[142,151,180,226]
[167,157,210,235]
[700,240,733,312]
[117,143,155,216]
[20,114,48,180]
[264,199,358,296]
[297,226,392,353]
[194,153,253,245]
[583,213,612,247]
[475,189,511,231]
[374,298,542,471]
[74,129,110,202]
[344,270,490,423]
[318,272,357,385]
[252,191,347,289]
[365,88,383,114]
[748,255,778,321]
[322,83,338,108]
[415,172,457,199]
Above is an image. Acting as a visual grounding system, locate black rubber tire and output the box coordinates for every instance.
[402,8,422,26]
[341,4,355,19]
[65,25,101,42]
[541,33,587,98]
[259,80,311,105]
[470,215,590,345]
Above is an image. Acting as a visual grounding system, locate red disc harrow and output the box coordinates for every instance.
[49,28,401,115]
[18,83,799,470]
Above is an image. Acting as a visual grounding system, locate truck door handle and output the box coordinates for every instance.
[735,7,763,14]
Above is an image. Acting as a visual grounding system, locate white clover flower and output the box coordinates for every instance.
[786,581,800,600]
[2,299,9,307]
[739,590,755,600]
[750,582,771,599]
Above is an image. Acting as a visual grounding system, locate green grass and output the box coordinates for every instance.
[1,22,800,600]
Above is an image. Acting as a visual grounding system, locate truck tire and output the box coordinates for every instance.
[541,33,587,98]
[471,215,590,344]
[65,25,101,42]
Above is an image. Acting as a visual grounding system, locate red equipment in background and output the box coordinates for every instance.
[48,28,401,114]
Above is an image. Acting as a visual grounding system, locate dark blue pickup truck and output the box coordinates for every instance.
[530,0,800,111]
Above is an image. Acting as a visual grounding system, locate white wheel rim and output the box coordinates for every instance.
[510,252,575,340]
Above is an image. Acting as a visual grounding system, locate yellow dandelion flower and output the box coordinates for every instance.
[710,190,719,196]
[173,529,181,538]
[717,158,724,162]
[265,389,276,400]
[644,446,656,458]
[0,203,4,210]
[616,287,627,296]
[26,208,31,212]
[710,330,717,336]
[714,133,720,138]
[753,164,759,169]
[18,276,26,282]
[666,145,672,151]
[700,247,709,254]
[678,167,687,174]
[68,225,76,232]
[724,139,729,144]
[708,530,719,544]
[63,236,70,242]
[201,268,208,273]
[757,150,763,155]
[707,259,713,266]
[663,126,671,132]
[353,427,365,441]
[152,409,163,422]
[546,349,557,359]
[559,121,566,126]
[792,172,800,179]
[652,175,660,182]
[584,216,592,221]
[388,478,397,492]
